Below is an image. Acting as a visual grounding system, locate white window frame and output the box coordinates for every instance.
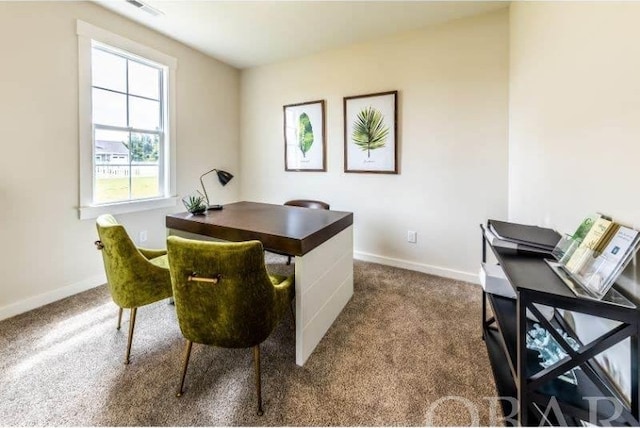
[77,20,177,220]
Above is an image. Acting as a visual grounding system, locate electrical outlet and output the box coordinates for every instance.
[407,230,417,244]
[139,230,148,243]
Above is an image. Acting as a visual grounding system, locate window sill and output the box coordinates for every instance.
[78,196,178,220]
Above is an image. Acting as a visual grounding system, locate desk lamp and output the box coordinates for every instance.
[199,168,233,210]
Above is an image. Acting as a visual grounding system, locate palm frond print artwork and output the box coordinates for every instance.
[351,106,389,158]
[344,91,397,173]
[297,112,314,157]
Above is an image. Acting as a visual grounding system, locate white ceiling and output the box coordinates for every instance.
[96,1,508,69]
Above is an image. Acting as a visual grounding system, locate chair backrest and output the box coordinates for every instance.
[284,199,330,210]
[96,214,159,307]
[167,236,279,348]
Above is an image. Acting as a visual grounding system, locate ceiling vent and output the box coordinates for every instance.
[125,0,164,17]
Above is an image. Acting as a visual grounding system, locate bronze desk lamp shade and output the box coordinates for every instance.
[199,168,233,210]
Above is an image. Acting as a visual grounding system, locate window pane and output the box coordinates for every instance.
[93,88,127,127]
[130,133,160,199]
[94,167,130,204]
[129,133,159,162]
[94,129,130,204]
[129,96,160,130]
[92,48,126,92]
[128,60,160,100]
[95,129,130,165]
[94,128,129,152]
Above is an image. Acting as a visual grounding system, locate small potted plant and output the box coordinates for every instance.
[182,192,207,215]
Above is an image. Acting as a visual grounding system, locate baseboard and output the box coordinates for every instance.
[354,251,479,285]
[0,273,107,321]
[0,255,476,321]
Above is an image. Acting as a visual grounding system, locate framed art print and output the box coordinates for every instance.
[284,99,326,172]
[344,90,398,174]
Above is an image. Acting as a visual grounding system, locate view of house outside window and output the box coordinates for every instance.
[91,44,166,204]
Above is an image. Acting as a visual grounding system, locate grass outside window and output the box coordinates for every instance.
[95,176,160,204]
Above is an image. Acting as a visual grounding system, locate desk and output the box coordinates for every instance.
[166,201,354,366]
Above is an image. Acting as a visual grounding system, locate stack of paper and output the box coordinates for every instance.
[489,220,561,252]
[485,223,557,255]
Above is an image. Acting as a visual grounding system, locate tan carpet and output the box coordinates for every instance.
[0,257,498,426]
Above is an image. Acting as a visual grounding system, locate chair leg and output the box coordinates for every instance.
[286,256,292,265]
[124,307,137,365]
[176,340,193,397]
[253,345,264,416]
[116,307,123,330]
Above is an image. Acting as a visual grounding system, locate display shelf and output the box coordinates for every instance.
[480,221,640,426]
[485,328,572,426]
[484,328,520,427]
[486,293,631,425]
[488,294,518,377]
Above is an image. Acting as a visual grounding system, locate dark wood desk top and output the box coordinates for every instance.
[166,201,353,256]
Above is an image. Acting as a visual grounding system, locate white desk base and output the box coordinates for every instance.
[295,225,353,366]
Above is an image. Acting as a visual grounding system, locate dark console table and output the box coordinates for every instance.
[481,221,640,426]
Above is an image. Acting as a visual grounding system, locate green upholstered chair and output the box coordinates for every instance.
[166,236,295,416]
[95,214,173,364]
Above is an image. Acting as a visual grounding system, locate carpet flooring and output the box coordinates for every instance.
[0,256,499,426]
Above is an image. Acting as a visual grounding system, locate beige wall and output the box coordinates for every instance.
[0,1,240,319]
[239,9,509,281]
[509,1,640,401]
[509,1,640,232]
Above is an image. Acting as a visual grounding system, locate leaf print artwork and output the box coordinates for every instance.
[351,106,389,158]
[284,100,326,171]
[297,113,314,158]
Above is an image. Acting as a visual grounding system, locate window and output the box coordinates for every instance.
[92,44,164,204]
[77,21,177,219]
